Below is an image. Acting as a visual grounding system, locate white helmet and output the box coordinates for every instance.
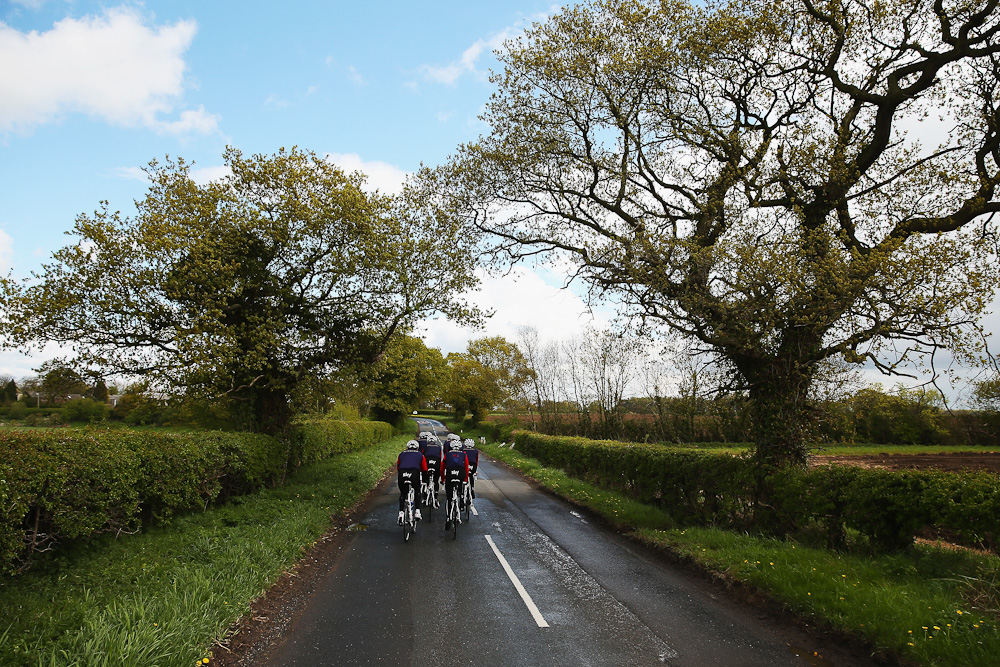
[463,438,475,449]
[418,431,432,439]
[406,439,420,450]
[447,433,461,442]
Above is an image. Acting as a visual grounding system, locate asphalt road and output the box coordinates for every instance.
[257,449,877,667]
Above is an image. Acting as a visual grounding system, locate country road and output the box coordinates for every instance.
[255,449,880,667]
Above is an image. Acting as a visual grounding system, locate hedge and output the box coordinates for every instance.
[0,419,392,573]
[511,431,1000,554]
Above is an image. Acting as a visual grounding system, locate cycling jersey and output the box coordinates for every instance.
[397,450,428,512]
[464,447,480,473]
[441,449,469,482]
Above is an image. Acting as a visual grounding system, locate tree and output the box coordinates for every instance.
[972,373,1000,411]
[446,336,534,424]
[445,0,1000,466]
[0,377,16,405]
[365,334,447,427]
[2,147,482,434]
[38,360,88,403]
[90,378,109,403]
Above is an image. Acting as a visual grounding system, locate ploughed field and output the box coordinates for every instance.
[810,451,1000,473]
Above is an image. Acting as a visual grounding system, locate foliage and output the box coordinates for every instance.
[0,435,405,667]
[364,333,447,426]
[1,378,17,405]
[973,374,1000,412]
[847,385,948,445]
[510,431,1000,554]
[90,378,109,403]
[61,398,110,424]
[1,147,482,434]
[445,336,534,424]
[444,0,1000,466]
[0,419,392,573]
[37,360,87,402]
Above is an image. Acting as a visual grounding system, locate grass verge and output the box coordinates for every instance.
[0,435,405,667]
[481,441,1000,667]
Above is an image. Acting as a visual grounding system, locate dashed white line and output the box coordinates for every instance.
[485,535,550,628]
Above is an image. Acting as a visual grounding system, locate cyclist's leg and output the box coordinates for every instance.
[397,475,408,511]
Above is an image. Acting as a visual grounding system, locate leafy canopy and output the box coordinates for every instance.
[443,0,1000,464]
[2,147,483,432]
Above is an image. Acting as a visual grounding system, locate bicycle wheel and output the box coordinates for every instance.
[450,496,458,540]
[403,488,415,542]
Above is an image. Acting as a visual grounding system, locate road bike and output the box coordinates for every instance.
[446,485,461,540]
[422,475,439,521]
[402,485,417,542]
[461,479,472,523]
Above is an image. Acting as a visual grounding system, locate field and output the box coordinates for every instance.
[811,451,1000,473]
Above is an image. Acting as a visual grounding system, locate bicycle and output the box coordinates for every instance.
[402,485,417,542]
[422,476,438,521]
[446,485,461,540]
[461,479,472,523]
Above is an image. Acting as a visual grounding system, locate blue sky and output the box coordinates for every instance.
[1,0,997,402]
[0,0,606,380]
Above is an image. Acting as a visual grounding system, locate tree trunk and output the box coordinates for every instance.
[742,358,817,469]
[250,386,292,436]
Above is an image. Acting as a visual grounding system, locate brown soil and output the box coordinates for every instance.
[810,451,1000,473]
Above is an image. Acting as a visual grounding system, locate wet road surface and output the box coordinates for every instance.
[258,455,876,666]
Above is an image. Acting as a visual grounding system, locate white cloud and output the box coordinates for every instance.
[420,28,513,85]
[0,7,216,136]
[346,65,364,86]
[419,265,607,355]
[0,227,13,272]
[325,152,409,195]
[190,165,231,185]
[417,9,555,87]
[263,93,290,109]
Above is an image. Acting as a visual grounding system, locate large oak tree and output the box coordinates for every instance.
[444,0,1000,466]
[2,147,482,433]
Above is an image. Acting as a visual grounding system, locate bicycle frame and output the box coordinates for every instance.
[402,485,416,542]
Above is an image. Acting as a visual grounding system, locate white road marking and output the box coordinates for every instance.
[471,503,479,516]
[484,534,550,628]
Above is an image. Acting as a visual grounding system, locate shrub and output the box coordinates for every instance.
[62,398,110,423]
[512,431,1000,554]
[8,402,27,421]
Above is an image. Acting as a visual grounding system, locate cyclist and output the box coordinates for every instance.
[463,438,480,499]
[442,441,469,531]
[423,434,444,504]
[443,432,462,455]
[396,439,427,525]
[416,431,434,453]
